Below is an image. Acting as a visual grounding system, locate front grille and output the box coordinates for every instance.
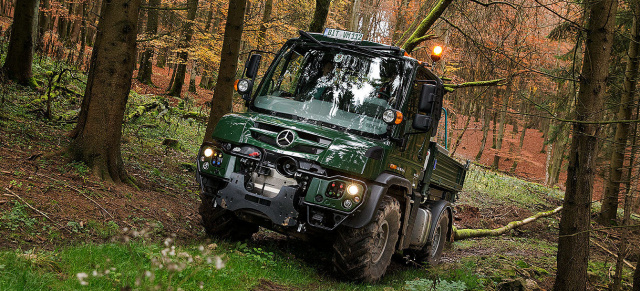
[251,122,331,154]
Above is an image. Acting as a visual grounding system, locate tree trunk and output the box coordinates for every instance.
[545,123,569,186]
[137,0,160,85]
[348,0,360,31]
[309,0,331,33]
[510,107,528,174]
[600,2,640,225]
[492,95,507,170]
[167,0,199,97]
[554,0,618,290]
[37,0,50,52]
[612,183,635,290]
[189,63,197,93]
[86,1,102,46]
[257,0,273,48]
[77,1,88,69]
[2,0,40,86]
[204,0,247,141]
[68,0,142,183]
[475,93,492,162]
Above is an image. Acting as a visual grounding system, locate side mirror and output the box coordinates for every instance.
[418,84,436,113]
[245,54,262,79]
[412,114,432,131]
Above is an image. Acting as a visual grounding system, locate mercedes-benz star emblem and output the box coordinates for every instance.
[276,130,296,148]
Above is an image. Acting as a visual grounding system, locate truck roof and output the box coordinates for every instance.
[294,31,412,60]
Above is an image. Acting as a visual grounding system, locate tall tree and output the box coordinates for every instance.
[204,0,248,141]
[2,0,40,85]
[309,0,330,33]
[137,0,160,85]
[553,0,618,290]
[599,1,640,225]
[167,0,199,97]
[68,0,142,183]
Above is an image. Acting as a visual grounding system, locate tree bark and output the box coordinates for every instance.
[401,0,452,54]
[204,0,247,141]
[137,0,160,85]
[257,0,273,48]
[167,0,199,97]
[68,0,142,183]
[554,0,618,290]
[600,2,640,225]
[2,0,40,86]
[308,0,331,33]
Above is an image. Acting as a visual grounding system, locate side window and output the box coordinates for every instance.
[259,48,304,96]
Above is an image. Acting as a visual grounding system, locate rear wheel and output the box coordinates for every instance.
[409,210,449,266]
[199,194,259,240]
[332,196,400,282]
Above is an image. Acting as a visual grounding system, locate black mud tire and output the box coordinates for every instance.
[409,210,449,266]
[199,194,259,241]
[332,196,401,283]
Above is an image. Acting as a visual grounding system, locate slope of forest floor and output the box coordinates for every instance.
[0,53,638,290]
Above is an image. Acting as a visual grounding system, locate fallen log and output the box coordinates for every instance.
[453,206,562,240]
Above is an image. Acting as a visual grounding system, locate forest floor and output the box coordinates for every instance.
[0,55,638,290]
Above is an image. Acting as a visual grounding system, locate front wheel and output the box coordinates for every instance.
[332,196,401,282]
[408,210,449,266]
[199,194,259,240]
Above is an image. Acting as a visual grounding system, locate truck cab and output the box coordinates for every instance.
[196,30,467,282]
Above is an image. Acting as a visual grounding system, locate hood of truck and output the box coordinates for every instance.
[211,112,389,178]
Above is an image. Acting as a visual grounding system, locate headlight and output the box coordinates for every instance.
[204,148,214,157]
[234,79,252,94]
[382,109,403,125]
[347,184,360,195]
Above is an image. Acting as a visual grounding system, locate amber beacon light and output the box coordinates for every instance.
[431,45,443,62]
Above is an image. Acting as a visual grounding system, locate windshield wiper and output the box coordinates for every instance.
[298,30,326,47]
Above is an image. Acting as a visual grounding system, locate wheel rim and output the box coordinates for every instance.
[372,220,389,264]
[430,222,442,258]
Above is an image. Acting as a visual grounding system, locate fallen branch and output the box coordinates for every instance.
[36,173,114,219]
[453,206,562,240]
[592,239,636,271]
[3,187,62,228]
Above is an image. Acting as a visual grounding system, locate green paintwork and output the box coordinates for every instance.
[206,112,391,180]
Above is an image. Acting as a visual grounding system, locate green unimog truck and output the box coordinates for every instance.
[196,29,468,282]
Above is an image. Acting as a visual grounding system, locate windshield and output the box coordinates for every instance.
[253,45,412,136]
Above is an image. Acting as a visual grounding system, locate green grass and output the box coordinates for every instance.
[461,165,564,212]
[0,239,436,290]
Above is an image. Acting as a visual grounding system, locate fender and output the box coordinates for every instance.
[342,172,412,228]
[426,199,453,242]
